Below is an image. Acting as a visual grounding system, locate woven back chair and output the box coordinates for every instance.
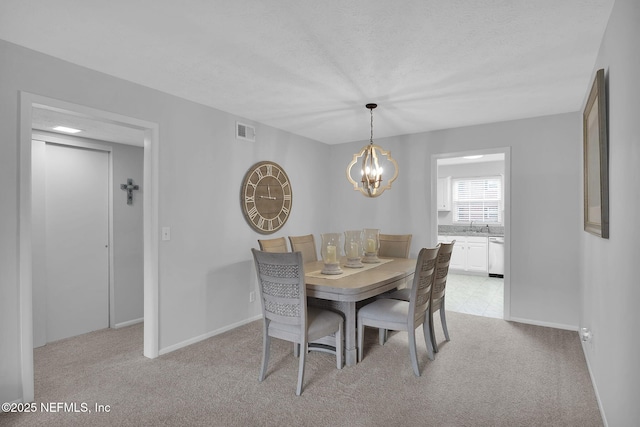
[251,249,343,395]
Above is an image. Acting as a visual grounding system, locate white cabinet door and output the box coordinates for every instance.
[440,235,465,270]
[437,177,451,211]
[467,239,488,272]
[438,235,487,273]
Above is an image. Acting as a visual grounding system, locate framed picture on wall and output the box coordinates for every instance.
[583,68,609,239]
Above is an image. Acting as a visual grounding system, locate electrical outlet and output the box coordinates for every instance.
[249,291,256,303]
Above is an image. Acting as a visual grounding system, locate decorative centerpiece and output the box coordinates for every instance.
[344,230,364,268]
[320,233,343,275]
[362,228,380,263]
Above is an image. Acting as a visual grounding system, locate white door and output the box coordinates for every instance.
[45,143,110,342]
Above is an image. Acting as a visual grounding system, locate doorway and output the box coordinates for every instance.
[36,142,111,343]
[18,92,160,402]
[432,148,510,320]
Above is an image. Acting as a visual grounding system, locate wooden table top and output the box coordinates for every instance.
[304,257,416,302]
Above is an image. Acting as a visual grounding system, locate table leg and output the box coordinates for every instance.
[308,298,358,366]
[338,301,355,366]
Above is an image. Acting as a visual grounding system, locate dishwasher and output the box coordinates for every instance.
[488,236,504,278]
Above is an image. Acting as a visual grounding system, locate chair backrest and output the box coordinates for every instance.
[251,249,307,330]
[431,240,455,311]
[258,237,288,253]
[288,234,318,264]
[378,234,412,258]
[408,246,440,328]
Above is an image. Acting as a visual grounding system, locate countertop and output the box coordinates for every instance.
[438,225,504,238]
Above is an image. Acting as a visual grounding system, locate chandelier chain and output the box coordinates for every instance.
[370,107,374,144]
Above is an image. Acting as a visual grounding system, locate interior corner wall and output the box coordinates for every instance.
[328,112,582,330]
[0,39,331,404]
[579,0,640,424]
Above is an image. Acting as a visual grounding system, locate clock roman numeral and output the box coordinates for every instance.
[255,168,264,180]
[266,164,273,176]
[248,206,258,220]
[245,195,255,203]
[257,216,265,229]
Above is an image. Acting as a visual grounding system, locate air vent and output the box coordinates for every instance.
[236,122,255,142]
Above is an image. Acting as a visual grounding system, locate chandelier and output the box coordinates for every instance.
[346,103,398,198]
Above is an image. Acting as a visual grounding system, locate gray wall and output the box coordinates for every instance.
[327,113,581,330]
[0,39,330,403]
[580,0,640,424]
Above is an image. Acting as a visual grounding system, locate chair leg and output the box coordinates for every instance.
[430,309,439,353]
[294,342,300,357]
[336,321,343,369]
[357,316,364,362]
[296,342,307,396]
[259,323,271,382]
[408,329,420,377]
[379,328,387,345]
[422,315,434,361]
[441,298,450,342]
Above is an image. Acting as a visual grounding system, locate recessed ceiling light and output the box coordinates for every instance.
[53,126,82,134]
[463,155,484,160]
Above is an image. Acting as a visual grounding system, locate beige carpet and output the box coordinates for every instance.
[1,312,602,426]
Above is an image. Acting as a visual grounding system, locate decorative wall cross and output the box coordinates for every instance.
[120,178,140,205]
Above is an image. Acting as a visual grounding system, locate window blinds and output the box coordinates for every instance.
[452,177,502,223]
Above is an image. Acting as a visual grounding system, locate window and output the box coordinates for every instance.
[452,176,502,224]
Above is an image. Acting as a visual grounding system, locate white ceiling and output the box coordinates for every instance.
[1,0,614,145]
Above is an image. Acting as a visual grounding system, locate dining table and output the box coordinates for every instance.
[304,257,417,367]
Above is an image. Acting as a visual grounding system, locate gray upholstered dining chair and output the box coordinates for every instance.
[357,246,440,376]
[251,249,343,395]
[288,234,318,264]
[385,240,455,354]
[378,233,412,258]
[258,237,288,253]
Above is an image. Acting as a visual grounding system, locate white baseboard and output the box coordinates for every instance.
[158,314,262,356]
[114,317,143,329]
[581,340,608,427]
[508,316,577,331]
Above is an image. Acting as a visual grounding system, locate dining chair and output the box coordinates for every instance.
[378,233,412,258]
[288,234,318,264]
[357,246,440,376]
[251,249,343,396]
[385,240,455,354]
[258,236,288,253]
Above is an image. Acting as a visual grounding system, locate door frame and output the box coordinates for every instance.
[431,147,511,320]
[18,92,160,402]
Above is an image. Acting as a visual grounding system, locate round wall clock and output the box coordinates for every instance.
[240,161,293,234]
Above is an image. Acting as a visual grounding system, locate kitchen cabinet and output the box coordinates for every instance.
[437,177,451,211]
[438,235,488,274]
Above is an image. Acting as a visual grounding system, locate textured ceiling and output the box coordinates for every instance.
[1,0,614,145]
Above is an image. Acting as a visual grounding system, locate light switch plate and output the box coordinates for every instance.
[161,227,171,241]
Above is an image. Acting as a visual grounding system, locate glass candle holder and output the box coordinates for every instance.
[344,230,364,268]
[362,228,380,263]
[320,233,343,275]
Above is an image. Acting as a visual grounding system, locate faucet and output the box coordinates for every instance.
[468,221,474,232]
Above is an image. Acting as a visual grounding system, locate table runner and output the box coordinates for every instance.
[306,257,393,279]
